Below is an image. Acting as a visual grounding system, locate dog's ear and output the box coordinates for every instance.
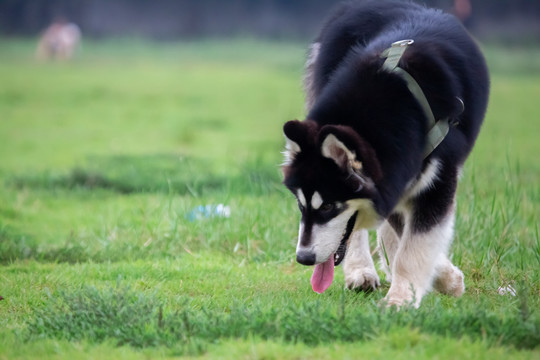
[319,125,382,192]
[282,120,318,165]
[320,133,358,171]
[283,123,301,166]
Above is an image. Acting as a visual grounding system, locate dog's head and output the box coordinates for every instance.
[282,120,383,269]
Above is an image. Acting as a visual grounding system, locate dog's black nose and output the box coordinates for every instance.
[296,251,316,265]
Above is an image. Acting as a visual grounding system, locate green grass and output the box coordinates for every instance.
[0,38,539,359]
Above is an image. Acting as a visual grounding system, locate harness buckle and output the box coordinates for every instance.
[381,39,414,71]
[391,39,414,47]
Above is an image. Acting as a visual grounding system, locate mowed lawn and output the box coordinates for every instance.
[0,39,538,359]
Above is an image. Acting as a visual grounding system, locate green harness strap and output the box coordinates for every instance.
[380,39,450,158]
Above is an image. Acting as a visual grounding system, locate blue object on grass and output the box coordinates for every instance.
[187,204,231,221]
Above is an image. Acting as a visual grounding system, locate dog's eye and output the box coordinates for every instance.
[320,203,335,213]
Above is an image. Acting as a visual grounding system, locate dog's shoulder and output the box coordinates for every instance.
[312,1,425,89]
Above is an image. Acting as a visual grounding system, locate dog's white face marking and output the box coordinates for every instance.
[311,191,323,210]
[297,189,307,209]
[309,208,356,263]
[296,221,305,253]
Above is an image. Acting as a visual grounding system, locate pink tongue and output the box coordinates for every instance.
[310,255,335,293]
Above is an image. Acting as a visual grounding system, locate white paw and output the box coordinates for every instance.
[434,265,465,297]
[382,284,423,309]
[381,295,416,310]
[344,268,381,291]
[450,271,465,297]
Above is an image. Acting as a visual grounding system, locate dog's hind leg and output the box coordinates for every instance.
[343,229,380,291]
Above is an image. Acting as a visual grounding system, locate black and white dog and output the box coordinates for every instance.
[282,0,489,307]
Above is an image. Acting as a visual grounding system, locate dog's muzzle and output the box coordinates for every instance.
[296,211,358,266]
[296,250,316,265]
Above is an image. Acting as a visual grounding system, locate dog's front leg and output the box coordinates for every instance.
[343,229,380,291]
[383,212,455,308]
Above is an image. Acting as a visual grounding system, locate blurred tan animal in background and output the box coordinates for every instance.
[453,0,472,22]
[36,19,81,61]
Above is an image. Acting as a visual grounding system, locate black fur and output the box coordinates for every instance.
[283,0,489,233]
[335,211,359,266]
[387,213,404,237]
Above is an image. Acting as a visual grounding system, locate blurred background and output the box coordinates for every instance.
[1,0,539,43]
[1,3,539,358]
[0,0,538,263]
